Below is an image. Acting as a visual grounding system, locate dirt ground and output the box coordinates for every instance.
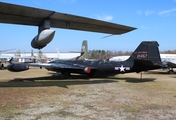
[0,67,176,120]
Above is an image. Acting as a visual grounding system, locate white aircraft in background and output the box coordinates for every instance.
[160,54,176,74]
[109,54,176,74]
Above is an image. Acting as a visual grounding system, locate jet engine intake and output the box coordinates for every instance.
[31,29,55,49]
[7,64,29,72]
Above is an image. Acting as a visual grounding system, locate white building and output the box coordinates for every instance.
[0,52,80,63]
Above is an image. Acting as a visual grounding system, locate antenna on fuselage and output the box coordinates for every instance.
[101,34,115,39]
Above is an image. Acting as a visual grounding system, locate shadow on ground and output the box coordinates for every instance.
[0,73,156,88]
[0,74,118,88]
[125,78,156,83]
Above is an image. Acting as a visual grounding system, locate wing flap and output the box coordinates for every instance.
[134,59,163,67]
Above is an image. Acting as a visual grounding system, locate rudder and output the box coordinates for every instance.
[79,40,88,59]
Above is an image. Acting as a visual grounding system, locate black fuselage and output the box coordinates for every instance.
[48,59,161,76]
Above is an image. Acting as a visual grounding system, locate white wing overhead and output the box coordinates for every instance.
[0,2,136,34]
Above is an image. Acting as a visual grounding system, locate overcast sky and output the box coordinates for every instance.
[0,0,176,53]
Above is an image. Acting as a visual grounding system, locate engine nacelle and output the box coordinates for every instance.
[7,64,29,72]
[31,29,55,49]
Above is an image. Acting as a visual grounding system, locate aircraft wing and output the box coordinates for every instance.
[25,63,77,68]
[0,2,136,34]
[166,61,176,68]
[7,62,97,73]
[25,62,96,70]
[134,59,164,67]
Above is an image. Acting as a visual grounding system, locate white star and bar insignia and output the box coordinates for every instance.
[115,65,130,72]
[119,65,125,72]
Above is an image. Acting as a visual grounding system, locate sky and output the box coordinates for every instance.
[0,0,176,53]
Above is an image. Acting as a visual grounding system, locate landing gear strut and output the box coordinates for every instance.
[61,72,70,79]
[168,68,174,74]
[0,63,4,69]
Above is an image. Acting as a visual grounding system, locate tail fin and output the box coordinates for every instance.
[8,57,14,64]
[31,49,35,57]
[77,40,88,60]
[126,41,161,63]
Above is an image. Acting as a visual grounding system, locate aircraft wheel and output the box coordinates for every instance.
[0,63,4,69]
[61,72,70,79]
[168,70,174,74]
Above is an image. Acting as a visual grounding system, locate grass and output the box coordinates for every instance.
[1,68,176,119]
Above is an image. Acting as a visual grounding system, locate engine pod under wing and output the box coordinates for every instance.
[31,29,55,49]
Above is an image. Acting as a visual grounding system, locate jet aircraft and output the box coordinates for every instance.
[7,41,165,78]
[0,2,136,50]
[0,48,16,68]
[160,54,176,74]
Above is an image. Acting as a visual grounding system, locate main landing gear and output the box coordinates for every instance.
[168,68,174,74]
[55,72,70,79]
[0,63,4,69]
